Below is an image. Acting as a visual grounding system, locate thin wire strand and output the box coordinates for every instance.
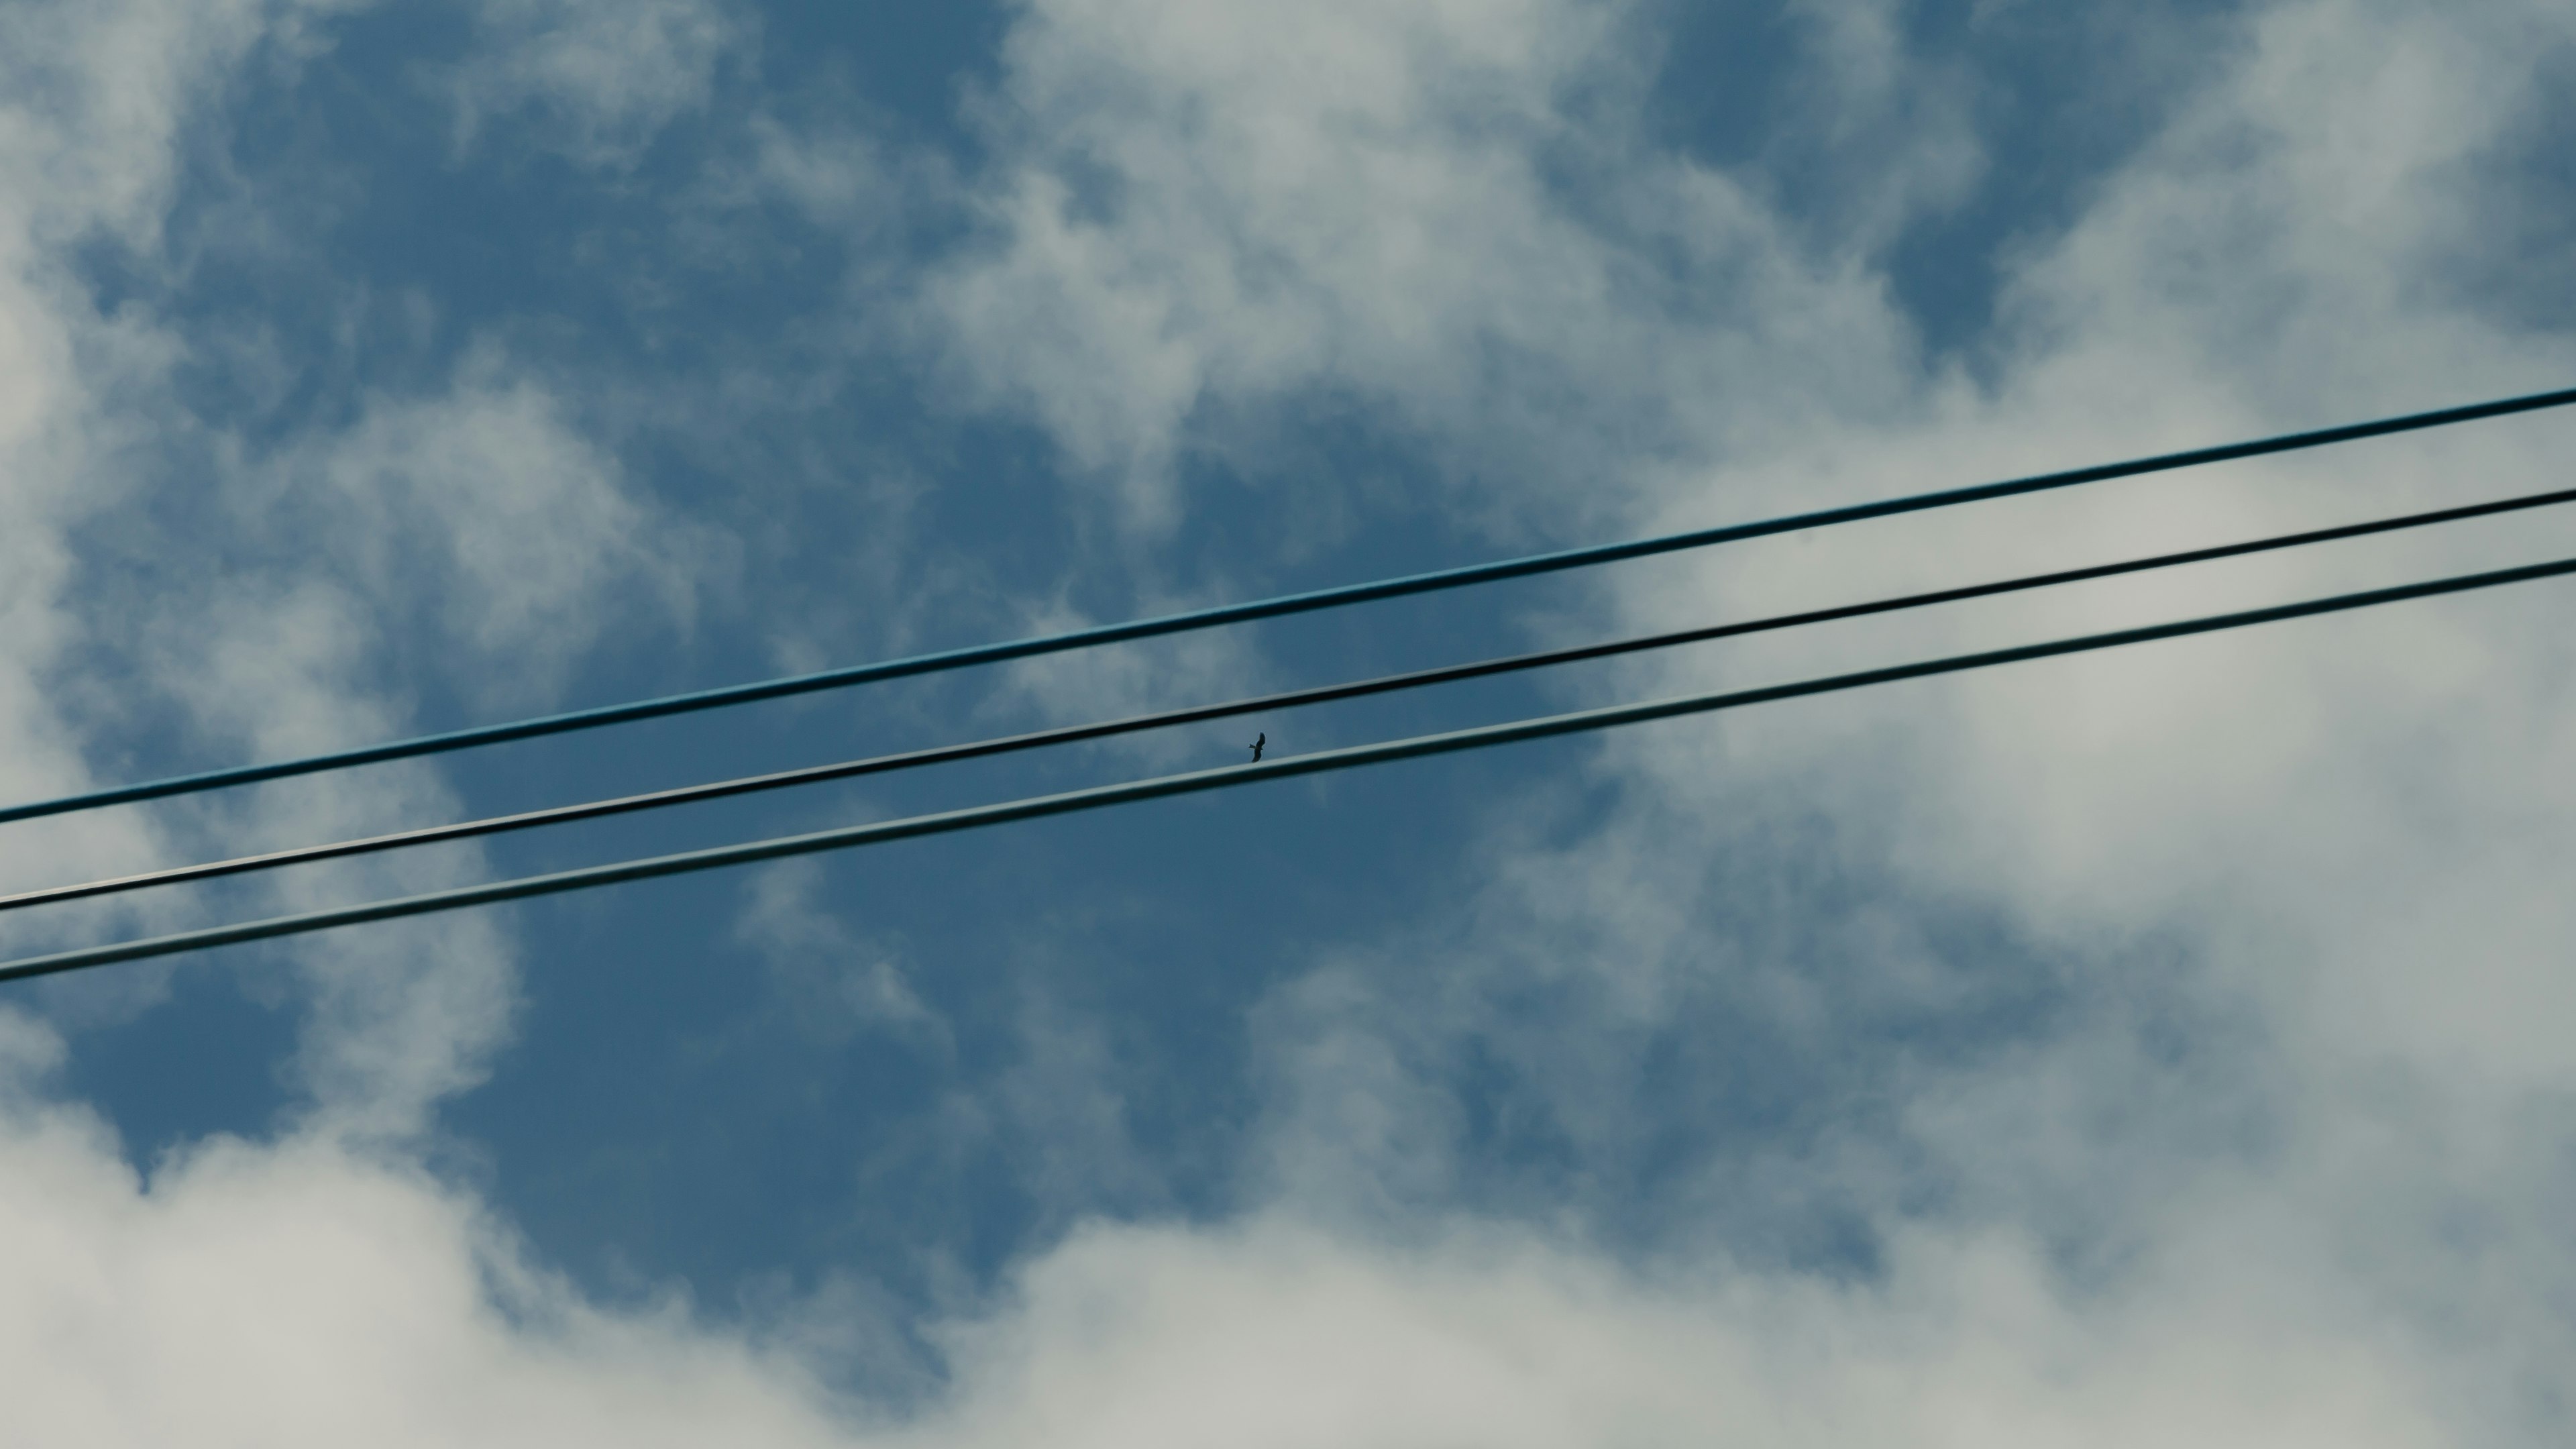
[6,553,2570,986]
[9,480,2573,914]
[7,385,2572,827]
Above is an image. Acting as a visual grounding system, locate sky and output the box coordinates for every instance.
[1,0,2574,1441]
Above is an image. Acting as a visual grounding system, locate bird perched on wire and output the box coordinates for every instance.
[1249,733,1265,762]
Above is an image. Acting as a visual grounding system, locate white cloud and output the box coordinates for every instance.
[906,0,2576,1438]
[737,861,949,1052]
[0,1009,2487,1446]
[0,0,315,250]
[909,1216,2475,1449]
[0,0,331,916]
[4,0,2576,1441]
[0,0,708,1134]
[921,0,1916,534]
[0,1016,865,1445]
[449,0,744,168]
[260,343,714,708]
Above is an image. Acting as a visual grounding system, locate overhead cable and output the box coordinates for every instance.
[7,481,2573,914]
[5,384,2572,828]
[4,552,2570,987]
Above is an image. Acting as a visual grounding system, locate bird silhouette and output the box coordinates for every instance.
[1250,732,1265,762]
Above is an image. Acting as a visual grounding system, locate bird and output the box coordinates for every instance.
[1249,732,1265,762]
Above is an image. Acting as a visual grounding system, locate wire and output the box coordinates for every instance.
[5,385,2571,828]
[4,553,2569,986]
[9,480,2573,914]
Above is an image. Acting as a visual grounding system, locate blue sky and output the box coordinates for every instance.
[3,0,2575,1441]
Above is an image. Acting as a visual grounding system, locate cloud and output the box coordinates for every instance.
[900,0,2576,1436]
[737,861,949,1052]
[920,0,1917,533]
[0,0,339,910]
[0,0,710,1138]
[447,0,745,168]
[0,1015,867,1446]
[5,0,2576,1441]
[0,1008,2481,1446]
[0,0,331,249]
[912,1215,2473,1448]
[255,343,714,708]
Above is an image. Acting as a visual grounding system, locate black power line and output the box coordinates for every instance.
[7,480,2572,914]
[5,385,2571,828]
[5,552,2569,987]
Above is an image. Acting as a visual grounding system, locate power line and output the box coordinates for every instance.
[5,552,2569,987]
[5,385,2571,828]
[8,480,2572,914]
